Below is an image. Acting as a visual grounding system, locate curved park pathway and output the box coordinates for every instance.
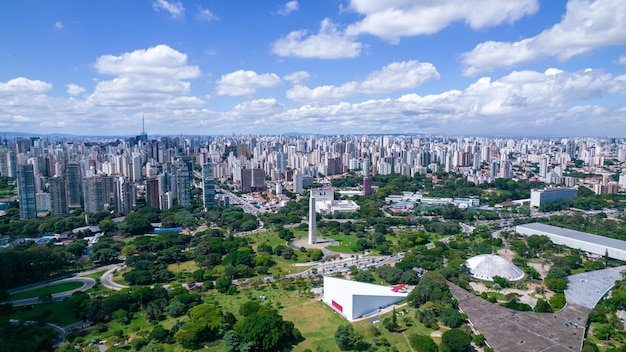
[9,277,96,307]
[100,264,130,291]
[7,264,122,306]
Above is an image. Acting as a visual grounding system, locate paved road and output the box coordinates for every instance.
[217,186,268,215]
[100,265,129,291]
[10,276,96,306]
[459,222,474,234]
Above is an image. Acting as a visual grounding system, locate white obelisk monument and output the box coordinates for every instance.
[308,192,317,245]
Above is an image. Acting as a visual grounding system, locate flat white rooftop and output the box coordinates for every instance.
[516,223,626,252]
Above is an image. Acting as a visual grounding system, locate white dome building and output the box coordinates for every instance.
[466,254,524,282]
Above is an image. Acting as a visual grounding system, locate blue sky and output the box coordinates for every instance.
[0,0,624,137]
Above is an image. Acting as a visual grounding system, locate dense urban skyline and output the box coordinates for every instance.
[1,0,625,137]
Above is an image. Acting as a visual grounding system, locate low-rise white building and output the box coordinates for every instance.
[530,188,576,208]
[516,223,626,261]
[323,277,408,322]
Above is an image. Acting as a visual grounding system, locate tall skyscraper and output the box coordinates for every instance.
[202,162,216,209]
[363,176,372,196]
[293,169,303,194]
[308,192,317,245]
[175,163,191,207]
[539,157,548,178]
[65,163,82,208]
[17,164,37,220]
[146,177,161,209]
[49,176,69,216]
[276,151,286,173]
[362,158,371,177]
[114,176,134,214]
[83,175,112,213]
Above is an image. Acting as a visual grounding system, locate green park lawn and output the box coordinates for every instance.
[248,230,289,248]
[167,260,200,274]
[283,300,347,351]
[7,302,80,326]
[323,233,361,253]
[9,281,84,301]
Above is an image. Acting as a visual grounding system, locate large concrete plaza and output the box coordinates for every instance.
[449,282,590,352]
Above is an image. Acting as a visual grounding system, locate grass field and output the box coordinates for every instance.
[205,279,314,316]
[323,232,361,253]
[7,302,79,326]
[83,272,104,280]
[586,322,625,351]
[9,282,84,301]
[167,260,200,274]
[248,230,288,249]
[283,300,346,351]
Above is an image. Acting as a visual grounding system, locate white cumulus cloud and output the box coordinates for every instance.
[152,0,185,19]
[88,45,203,108]
[283,71,311,84]
[272,19,362,59]
[216,70,283,96]
[277,1,299,15]
[95,44,201,79]
[55,21,64,29]
[287,60,439,103]
[462,0,626,76]
[345,0,538,43]
[0,77,52,94]
[617,55,626,65]
[197,7,218,22]
[66,84,86,96]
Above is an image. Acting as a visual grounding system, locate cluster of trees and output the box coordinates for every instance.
[350,262,421,286]
[0,206,105,238]
[479,179,544,205]
[520,234,554,257]
[334,324,369,351]
[260,197,309,226]
[192,230,279,281]
[222,301,303,352]
[123,253,174,286]
[0,242,74,289]
[0,320,57,352]
[407,271,464,330]
[208,206,259,233]
[544,254,583,293]
[66,285,174,326]
[61,285,301,351]
[586,276,626,348]
[372,174,426,198]
[172,300,302,351]
[0,176,16,198]
[546,213,626,242]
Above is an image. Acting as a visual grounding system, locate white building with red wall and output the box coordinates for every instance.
[323,276,409,322]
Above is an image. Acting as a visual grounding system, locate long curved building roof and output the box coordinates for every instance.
[466,254,524,281]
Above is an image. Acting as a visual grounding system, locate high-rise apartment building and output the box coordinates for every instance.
[146,177,161,209]
[293,169,303,194]
[83,174,113,213]
[17,164,37,220]
[175,163,191,207]
[65,163,83,208]
[202,162,216,209]
[114,176,134,214]
[363,176,372,196]
[49,176,69,216]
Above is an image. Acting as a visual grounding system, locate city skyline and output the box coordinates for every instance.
[1,0,625,137]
